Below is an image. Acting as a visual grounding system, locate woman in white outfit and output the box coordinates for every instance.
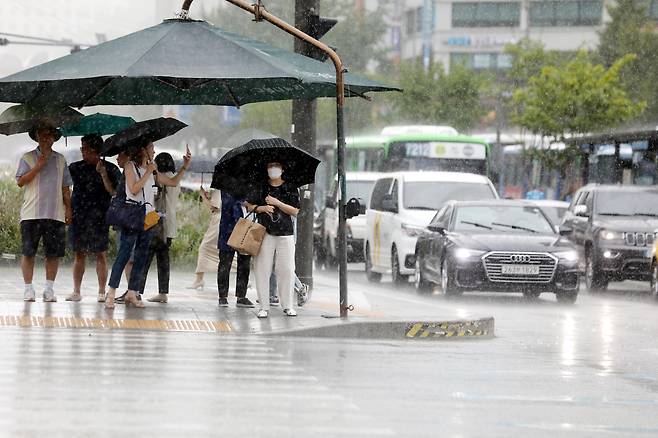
[246,161,300,318]
[188,187,222,290]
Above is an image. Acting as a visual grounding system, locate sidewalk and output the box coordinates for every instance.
[0,264,494,339]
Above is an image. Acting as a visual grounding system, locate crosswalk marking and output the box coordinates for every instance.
[0,314,233,333]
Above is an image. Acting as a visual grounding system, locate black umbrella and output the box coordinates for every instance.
[102,117,187,156]
[211,137,320,197]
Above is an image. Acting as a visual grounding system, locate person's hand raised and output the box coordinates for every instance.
[146,160,158,174]
[96,160,107,176]
[35,154,47,170]
[183,145,192,168]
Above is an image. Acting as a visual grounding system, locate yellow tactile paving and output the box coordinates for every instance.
[0,315,233,333]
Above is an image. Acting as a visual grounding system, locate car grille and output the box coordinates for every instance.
[625,232,655,247]
[482,252,557,284]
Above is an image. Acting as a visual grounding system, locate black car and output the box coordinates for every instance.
[561,184,658,292]
[414,200,580,303]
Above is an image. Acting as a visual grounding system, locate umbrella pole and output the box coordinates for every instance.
[182,0,350,317]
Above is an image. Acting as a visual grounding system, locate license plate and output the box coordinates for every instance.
[501,264,540,275]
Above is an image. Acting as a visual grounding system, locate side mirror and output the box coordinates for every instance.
[345,197,366,219]
[559,227,573,236]
[325,194,336,209]
[574,205,589,217]
[381,195,398,213]
[427,224,445,234]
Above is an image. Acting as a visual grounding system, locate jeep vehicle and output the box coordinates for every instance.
[561,185,658,291]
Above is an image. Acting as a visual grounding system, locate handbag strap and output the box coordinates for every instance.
[133,162,148,206]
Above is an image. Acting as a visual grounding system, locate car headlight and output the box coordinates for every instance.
[401,223,424,237]
[600,230,623,241]
[454,248,485,261]
[554,250,579,262]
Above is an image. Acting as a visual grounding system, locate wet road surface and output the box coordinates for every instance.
[0,265,657,437]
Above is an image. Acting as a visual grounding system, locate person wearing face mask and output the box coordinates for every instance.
[245,161,300,319]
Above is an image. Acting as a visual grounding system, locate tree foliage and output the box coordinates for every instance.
[386,61,487,131]
[513,51,645,141]
[597,0,658,121]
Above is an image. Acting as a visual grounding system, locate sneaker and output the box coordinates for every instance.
[269,296,280,307]
[256,309,268,319]
[23,286,36,302]
[97,293,106,303]
[218,297,229,307]
[236,297,255,308]
[43,289,57,302]
[296,283,310,307]
[283,308,297,317]
[65,293,82,302]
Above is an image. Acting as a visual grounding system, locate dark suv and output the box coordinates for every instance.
[561,185,658,291]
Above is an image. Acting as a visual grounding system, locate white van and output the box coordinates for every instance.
[322,172,382,263]
[364,171,498,283]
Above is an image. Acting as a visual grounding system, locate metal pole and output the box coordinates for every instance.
[181,0,349,317]
[292,0,319,296]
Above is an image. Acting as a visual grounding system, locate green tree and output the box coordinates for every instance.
[386,61,487,132]
[513,51,646,174]
[598,0,658,121]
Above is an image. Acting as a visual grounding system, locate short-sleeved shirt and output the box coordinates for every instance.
[69,160,121,219]
[15,147,73,223]
[247,182,300,236]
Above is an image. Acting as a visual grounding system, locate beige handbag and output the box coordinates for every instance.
[227,212,266,256]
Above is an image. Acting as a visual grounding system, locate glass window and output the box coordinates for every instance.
[403,182,497,211]
[595,190,658,216]
[529,0,602,26]
[650,0,658,19]
[497,53,513,69]
[452,2,520,27]
[473,53,492,69]
[391,179,399,208]
[370,178,393,210]
[555,1,579,24]
[450,53,512,71]
[406,9,416,34]
[453,205,555,234]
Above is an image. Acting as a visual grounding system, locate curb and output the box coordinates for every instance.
[266,317,495,340]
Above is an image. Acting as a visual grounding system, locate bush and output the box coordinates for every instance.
[0,177,211,267]
[0,178,22,256]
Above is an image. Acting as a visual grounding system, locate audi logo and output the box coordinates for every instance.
[510,254,531,263]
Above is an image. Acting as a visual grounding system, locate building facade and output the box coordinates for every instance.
[386,0,633,71]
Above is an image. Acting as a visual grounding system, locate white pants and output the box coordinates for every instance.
[254,234,295,311]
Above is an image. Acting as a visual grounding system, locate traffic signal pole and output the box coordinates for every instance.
[291,0,320,297]
[180,0,350,317]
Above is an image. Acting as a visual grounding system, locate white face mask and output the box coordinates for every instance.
[268,167,282,179]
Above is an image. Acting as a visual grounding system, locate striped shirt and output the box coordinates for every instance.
[15,147,73,223]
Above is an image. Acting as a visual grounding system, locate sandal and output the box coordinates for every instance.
[105,290,115,309]
[125,291,145,308]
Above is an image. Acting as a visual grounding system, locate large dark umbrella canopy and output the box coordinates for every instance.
[212,137,320,198]
[0,19,399,107]
[0,104,83,136]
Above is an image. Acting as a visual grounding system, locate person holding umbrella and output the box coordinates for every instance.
[105,141,191,309]
[67,134,121,302]
[246,161,300,318]
[15,119,73,302]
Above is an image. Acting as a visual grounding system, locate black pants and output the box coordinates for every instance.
[139,235,172,294]
[217,250,250,298]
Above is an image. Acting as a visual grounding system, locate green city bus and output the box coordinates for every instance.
[345,131,491,176]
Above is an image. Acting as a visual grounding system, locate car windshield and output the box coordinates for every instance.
[346,181,376,206]
[596,191,658,216]
[403,182,495,210]
[540,207,567,225]
[453,205,555,234]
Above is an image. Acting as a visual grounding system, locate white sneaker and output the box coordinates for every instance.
[43,289,57,302]
[256,309,269,319]
[283,308,297,317]
[23,286,36,302]
[65,293,82,302]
